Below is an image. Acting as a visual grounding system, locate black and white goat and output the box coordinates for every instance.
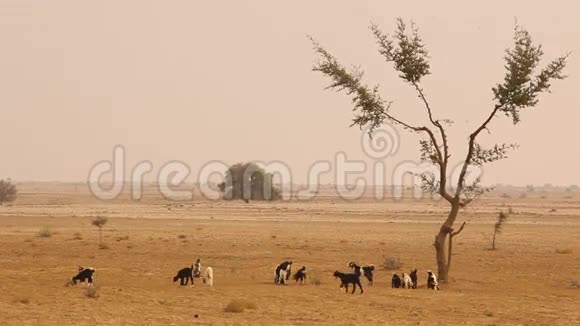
[202,266,213,286]
[401,272,413,289]
[173,265,194,286]
[347,261,375,285]
[293,266,307,284]
[409,269,418,289]
[427,270,439,290]
[274,261,293,285]
[391,274,401,288]
[333,271,364,294]
[69,266,95,287]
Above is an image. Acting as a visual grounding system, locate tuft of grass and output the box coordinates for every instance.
[177,234,187,239]
[483,310,494,317]
[15,298,30,304]
[224,299,257,313]
[383,256,402,270]
[37,227,52,238]
[568,279,580,289]
[86,287,98,299]
[555,248,572,254]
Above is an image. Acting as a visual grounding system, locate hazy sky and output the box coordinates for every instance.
[1,0,579,186]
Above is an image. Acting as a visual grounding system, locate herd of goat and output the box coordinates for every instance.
[275,260,439,294]
[68,259,439,294]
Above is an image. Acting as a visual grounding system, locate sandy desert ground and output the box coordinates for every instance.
[0,183,579,325]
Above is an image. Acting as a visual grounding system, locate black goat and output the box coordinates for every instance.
[333,271,364,294]
[71,266,95,287]
[410,269,418,289]
[173,265,194,286]
[391,274,401,288]
[293,266,307,284]
[347,261,375,285]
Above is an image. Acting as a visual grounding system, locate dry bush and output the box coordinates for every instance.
[224,299,257,313]
[37,227,52,238]
[115,235,129,241]
[271,235,277,239]
[86,287,98,299]
[177,234,187,239]
[14,298,30,304]
[568,279,580,289]
[383,256,402,270]
[99,244,109,250]
[507,206,514,214]
[72,232,83,240]
[501,193,511,199]
[555,248,572,254]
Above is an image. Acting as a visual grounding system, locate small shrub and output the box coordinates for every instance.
[483,310,494,317]
[99,244,109,250]
[549,208,557,213]
[555,248,572,254]
[224,299,257,313]
[501,193,511,199]
[15,298,29,304]
[72,232,83,240]
[115,235,129,241]
[568,279,580,289]
[37,227,52,238]
[177,234,187,239]
[86,287,98,298]
[383,256,402,270]
[271,235,277,239]
[507,206,514,214]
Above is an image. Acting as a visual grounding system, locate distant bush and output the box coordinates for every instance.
[0,179,18,205]
[568,279,580,289]
[224,299,257,313]
[555,248,572,254]
[177,234,187,239]
[72,232,83,240]
[37,227,52,238]
[115,235,129,241]
[383,256,402,270]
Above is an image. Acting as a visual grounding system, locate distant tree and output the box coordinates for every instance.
[217,162,281,202]
[92,216,108,246]
[492,211,508,250]
[310,19,568,281]
[0,179,18,205]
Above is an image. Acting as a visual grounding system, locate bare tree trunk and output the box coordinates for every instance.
[492,230,497,250]
[447,222,466,274]
[434,203,460,282]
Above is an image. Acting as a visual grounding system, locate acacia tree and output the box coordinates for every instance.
[0,179,18,205]
[310,19,568,281]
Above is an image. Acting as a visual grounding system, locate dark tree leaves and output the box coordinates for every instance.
[492,25,568,124]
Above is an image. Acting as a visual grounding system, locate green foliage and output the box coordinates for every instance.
[217,162,281,201]
[493,26,568,124]
[0,179,18,205]
[471,143,520,165]
[371,19,430,83]
[494,211,508,234]
[92,216,107,228]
